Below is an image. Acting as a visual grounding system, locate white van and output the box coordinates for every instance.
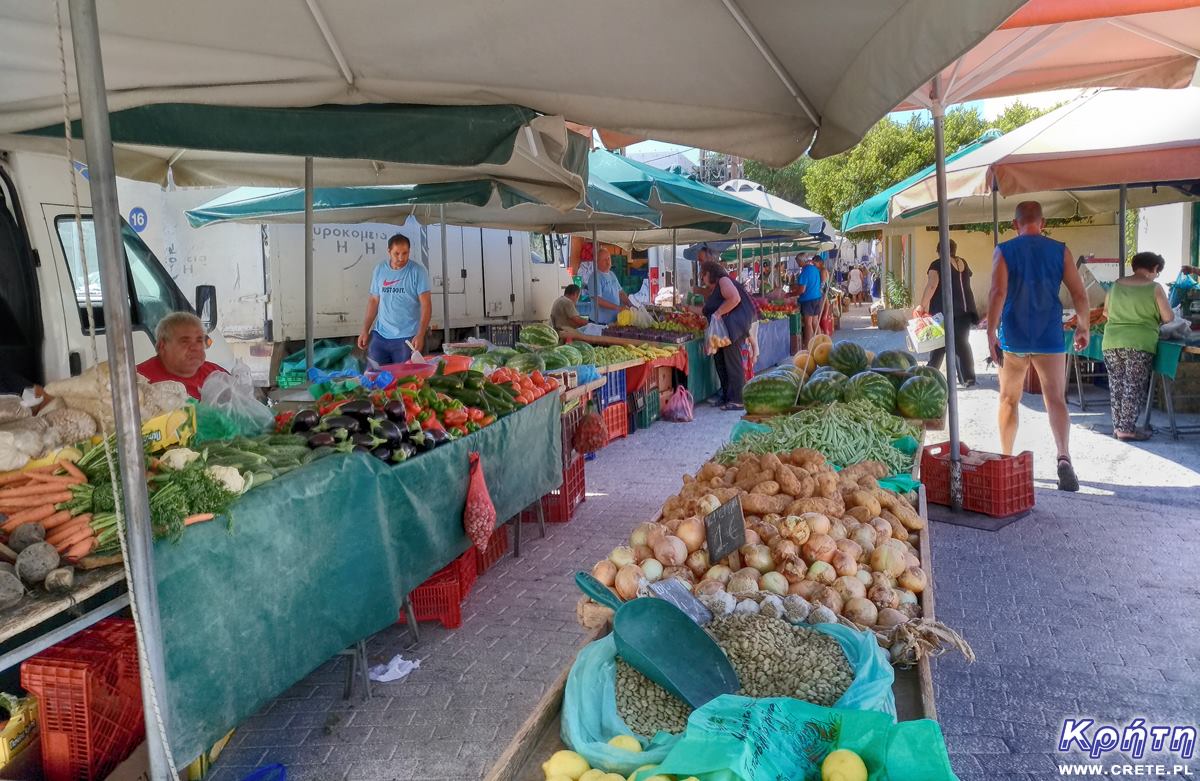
[0,148,233,386]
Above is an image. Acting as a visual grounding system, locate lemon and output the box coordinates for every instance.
[546,776,574,781]
[607,735,642,753]
[821,748,868,781]
[579,771,606,781]
[624,765,658,781]
[542,749,591,780]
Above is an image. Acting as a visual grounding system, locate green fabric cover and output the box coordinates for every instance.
[155,394,562,764]
[685,338,721,402]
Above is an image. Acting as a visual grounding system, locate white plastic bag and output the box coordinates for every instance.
[200,363,273,436]
[906,313,945,354]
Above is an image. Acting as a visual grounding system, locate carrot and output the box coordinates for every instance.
[1,504,56,532]
[0,473,33,488]
[46,512,89,531]
[63,536,95,561]
[53,526,94,553]
[59,461,87,481]
[28,473,83,486]
[183,513,215,526]
[46,518,91,547]
[0,491,72,509]
[39,510,74,530]
[0,482,78,499]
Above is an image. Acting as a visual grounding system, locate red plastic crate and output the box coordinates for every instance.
[542,454,586,523]
[397,568,463,629]
[452,547,478,598]
[475,525,510,574]
[921,442,1035,517]
[602,401,628,442]
[22,619,144,781]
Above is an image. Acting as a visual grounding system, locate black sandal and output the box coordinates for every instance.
[721,402,745,411]
[1056,457,1079,492]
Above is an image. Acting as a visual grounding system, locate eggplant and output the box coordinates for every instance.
[381,400,408,424]
[411,432,436,453]
[338,399,376,422]
[370,444,393,461]
[351,433,378,448]
[306,431,337,449]
[390,442,418,463]
[371,419,404,446]
[426,428,450,447]
[321,414,361,435]
[352,444,372,454]
[290,408,321,433]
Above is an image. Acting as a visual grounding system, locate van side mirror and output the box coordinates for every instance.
[195,285,218,332]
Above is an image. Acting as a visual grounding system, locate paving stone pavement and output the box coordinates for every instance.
[213,308,1200,781]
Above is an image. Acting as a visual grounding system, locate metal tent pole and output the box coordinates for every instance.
[67,1,173,778]
[670,229,678,306]
[304,157,315,370]
[591,228,600,319]
[440,205,451,347]
[932,91,963,511]
[991,180,1000,247]
[737,237,744,282]
[1118,183,1128,278]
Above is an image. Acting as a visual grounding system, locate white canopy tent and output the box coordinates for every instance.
[718,179,832,237]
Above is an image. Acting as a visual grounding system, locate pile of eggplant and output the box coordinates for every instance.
[287,399,448,465]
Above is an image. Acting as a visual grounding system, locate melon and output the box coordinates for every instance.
[827,341,870,376]
[541,350,570,371]
[811,341,833,366]
[793,351,817,374]
[506,352,546,374]
[519,323,560,349]
[897,375,947,419]
[909,364,949,392]
[809,333,832,350]
[744,373,801,415]
[844,371,898,414]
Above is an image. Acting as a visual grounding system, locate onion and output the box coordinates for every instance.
[761,571,789,596]
[869,546,906,577]
[896,588,919,607]
[851,525,877,553]
[832,575,866,603]
[641,558,664,582]
[702,564,732,584]
[653,535,687,567]
[696,494,722,516]
[685,549,710,578]
[753,522,780,545]
[801,512,831,536]
[762,512,782,525]
[779,515,810,545]
[727,570,759,596]
[854,569,874,587]
[876,607,909,629]
[814,586,843,614]
[743,528,761,546]
[647,525,671,550]
[830,550,858,578]
[841,518,861,534]
[694,579,725,597]
[740,544,775,573]
[662,566,695,585]
[769,537,799,562]
[883,538,909,556]
[904,550,921,569]
[800,533,836,564]
[868,584,900,610]
[676,517,706,552]
[869,517,893,544]
[615,565,643,600]
[871,572,897,590]
[828,520,847,540]
[790,579,824,599]
[629,522,657,549]
[632,544,655,563]
[609,546,636,568]
[898,566,927,593]
[897,603,922,620]
[776,555,807,584]
[806,560,837,586]
[843,597,878,627]
[663,517,683,533]
[591,560,617,587]
[835,538,863,562]
[724,550,743,571]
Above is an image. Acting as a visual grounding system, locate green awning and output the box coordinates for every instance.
[589,150,761,226]
[14,103,589,209]
[841,130,1001,232]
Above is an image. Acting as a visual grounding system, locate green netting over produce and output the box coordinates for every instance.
[154,394,562,764]
[640,694,957,781]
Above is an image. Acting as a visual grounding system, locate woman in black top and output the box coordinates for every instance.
[914,239,978,386]
[695,251,756,410]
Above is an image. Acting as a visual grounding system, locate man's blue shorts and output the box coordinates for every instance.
[367,332,414,366]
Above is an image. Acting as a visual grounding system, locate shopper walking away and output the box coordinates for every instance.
[987,201,1091,491]
[915,239,978,387]
[795,255,823,347]
[1102,252,1174,441]
[848,265,865,303]
[693,249,756,410]
[358,233,432,367]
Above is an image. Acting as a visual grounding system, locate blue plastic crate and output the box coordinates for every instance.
[596,368,627,409]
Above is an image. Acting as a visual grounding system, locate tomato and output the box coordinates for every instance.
[515,394,531,404]
[531,371,545,386]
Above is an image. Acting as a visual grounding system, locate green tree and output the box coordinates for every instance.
[743,157,811,205]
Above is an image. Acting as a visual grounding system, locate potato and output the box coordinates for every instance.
[885,513,910,542]
[772,464,804,498]
[758,452,786,475]
[0,572,23,610]
[751,480,781,496]
[845,506,874,524]
[846,490,883,518]
[734,464,768,490]
[698,462,727,481]
[786,497,841,517]
[9,523,46,553]
[741,492,789,515]
[890,502,926,531]
[814,472,839,499]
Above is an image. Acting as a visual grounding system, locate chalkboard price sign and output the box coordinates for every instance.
[650,578,713,625]
[705,496,746,563]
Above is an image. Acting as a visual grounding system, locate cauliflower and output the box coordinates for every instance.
[159,447,202,471]
[205,465,246,495]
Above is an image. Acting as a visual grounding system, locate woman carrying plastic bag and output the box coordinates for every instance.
[691,247,756,411]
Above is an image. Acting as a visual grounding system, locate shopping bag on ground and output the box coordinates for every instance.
[464,452,497,552]
[661,387,694,422]
[704,314,731,356]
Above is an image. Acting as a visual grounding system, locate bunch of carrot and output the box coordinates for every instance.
[0,461,101,561]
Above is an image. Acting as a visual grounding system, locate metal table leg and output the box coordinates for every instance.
[537,500,546,539]
[1136,373,1156,432]
[400,597,419,647]
[513,514,522,559]
[1163,375,1180,439]
[340,639,371,701]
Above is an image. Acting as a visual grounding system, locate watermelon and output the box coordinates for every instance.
[519,323,559,349]
[909,365,949,393]
[489,347,518,362]
[827,341,870,376]
[541,350,570,371]
[868,366,913,391]
[799,374,846,405]
[513,343,536,354]
[506,352,546,374]
[873,350,918,370]
[555,345,584,366]
[844,371,898,413]
[572,341,596,364]
[897,375,947,419]
[743,373,801,415]
[471,353,508,372]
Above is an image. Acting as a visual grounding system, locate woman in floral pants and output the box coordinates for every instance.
[1101,252,1174,440]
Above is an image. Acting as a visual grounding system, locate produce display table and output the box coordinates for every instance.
[753,318,791,373]
[624,349,687,394]
[154,394,563,765]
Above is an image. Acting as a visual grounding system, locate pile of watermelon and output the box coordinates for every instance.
[474,323,598,373]
[791,340,948,420]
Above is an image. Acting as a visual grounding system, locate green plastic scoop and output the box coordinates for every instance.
[575,572,739,709]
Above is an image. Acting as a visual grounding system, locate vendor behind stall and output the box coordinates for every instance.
[585,249,632,324]
[550,285,588,333]
[137,311,226,399]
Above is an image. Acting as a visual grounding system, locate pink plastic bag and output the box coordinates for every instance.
[662,387,694,422]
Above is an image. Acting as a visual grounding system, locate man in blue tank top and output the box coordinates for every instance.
[987,201,1091,492]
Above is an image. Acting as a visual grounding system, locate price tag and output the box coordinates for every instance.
[649,579,712,625]
[705,496,745,564]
